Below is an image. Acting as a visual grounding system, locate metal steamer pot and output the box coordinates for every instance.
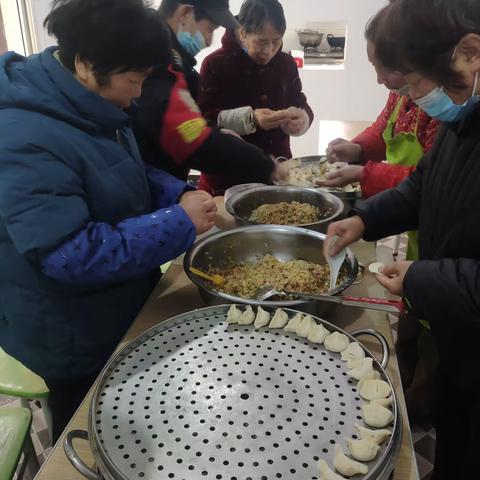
[184,225,358,316]
[297,29,324,49]
[225,185,344,233]
[64,305,402,480]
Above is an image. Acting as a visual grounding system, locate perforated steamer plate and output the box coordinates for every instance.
[74,306,401,480]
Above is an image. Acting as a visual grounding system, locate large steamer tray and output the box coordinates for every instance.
[65,305,402,480]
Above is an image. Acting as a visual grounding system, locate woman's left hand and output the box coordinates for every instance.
[316,165,363,188]
[376,261,414,297]
[282,107,308,135]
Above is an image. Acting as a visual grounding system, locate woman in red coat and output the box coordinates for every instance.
[321,7,439,201]
[198,0,313,195]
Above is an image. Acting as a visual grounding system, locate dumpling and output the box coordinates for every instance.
[359,379,392,401]
[370,397,393,408]
[348,358,374,381]
[324,332,350,353]
[318,460,348,480]
[254,306,271,329]
[346,438,380,462]
[284,312,303,332]
[346,356,364,370]
[227,304,242,324]
[341,341,365,365]
[333,444,368,476]
[354,423,392,445]
[357,370,381,391]
[296,315,316,338]
[268,308,288,329]
[270,308,289,329]
[238,305,255,325]
[362,403,394,428]
[308,323,330,344]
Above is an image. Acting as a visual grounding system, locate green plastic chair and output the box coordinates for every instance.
[0,407,39,480]
[0,347,51,443]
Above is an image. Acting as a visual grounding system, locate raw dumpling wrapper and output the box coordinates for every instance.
[348,358,374,381]
[362,403,394,428]
[333,444,369,476]
[359,379,392,401]
[347,438,380,462]
[296,315,316,338]
[284,312,303,332]
[227,304,242,324]
[270,308,289,329]
[318,460,348,480]
[254,306,271,329]
[357,370,381,391]
[354,423,392,445]
[308,323,330,344]
[324,332,350,353]
[238,305,255,325]
[341,342,365,365]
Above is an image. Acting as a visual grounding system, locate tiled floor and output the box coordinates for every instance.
[3,234,434,479]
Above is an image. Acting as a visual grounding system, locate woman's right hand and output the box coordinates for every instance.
[326,138,363,164]
[253,108,291,131]
[324,216,366,257]
[180,190,217,234]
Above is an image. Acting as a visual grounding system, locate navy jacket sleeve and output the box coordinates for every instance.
[353,155,426,241]
[41,206,195,285]
[0,146,196,285]
[145,165,195,209]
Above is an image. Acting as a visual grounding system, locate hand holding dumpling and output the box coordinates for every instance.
[281,106,310,136]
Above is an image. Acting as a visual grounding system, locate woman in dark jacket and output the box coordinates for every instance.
[198,0,313,194]
[0,0,216,441]
[325,1,480,478]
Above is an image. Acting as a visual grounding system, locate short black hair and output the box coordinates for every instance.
[238,0,286,35]
[45,0,171,85]
[158,0,213,22]
[375,0,480,90]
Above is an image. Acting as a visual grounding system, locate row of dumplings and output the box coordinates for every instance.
[226,305,394,480]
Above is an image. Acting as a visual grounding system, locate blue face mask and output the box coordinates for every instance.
[177,31,206,57]
[414,73,480,122]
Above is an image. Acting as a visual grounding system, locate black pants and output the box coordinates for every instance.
[395,314,438,424]
[47,372,99,444]
[432,374,480,480]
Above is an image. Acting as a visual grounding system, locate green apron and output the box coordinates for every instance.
[382,97,424,261]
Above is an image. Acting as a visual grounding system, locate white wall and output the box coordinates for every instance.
[195,0,389,156]
[30,0,389,156]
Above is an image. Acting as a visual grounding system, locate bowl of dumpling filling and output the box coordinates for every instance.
[225,185,344,232]
[278,156,363,215]
[184,225,359,314]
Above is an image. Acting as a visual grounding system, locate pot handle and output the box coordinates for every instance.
[64,430,103,480]
[351,329,389,369]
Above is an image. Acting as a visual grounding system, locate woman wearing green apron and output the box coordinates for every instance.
[382,96,424,259]
[322,10,440,424]
[323,12,439,247]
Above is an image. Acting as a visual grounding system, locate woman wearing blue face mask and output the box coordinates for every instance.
[159,0,239,98]
[324,1,480,478]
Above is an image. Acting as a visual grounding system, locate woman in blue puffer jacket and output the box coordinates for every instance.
[0,0,216,441]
